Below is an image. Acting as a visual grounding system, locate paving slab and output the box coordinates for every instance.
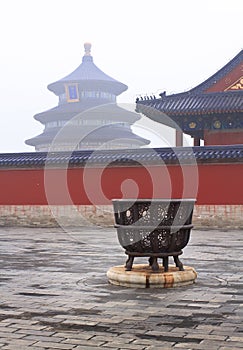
[0,226,242,349]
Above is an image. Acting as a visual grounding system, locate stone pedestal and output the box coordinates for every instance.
[107,264,197,288]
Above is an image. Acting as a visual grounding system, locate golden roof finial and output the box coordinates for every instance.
[84,42,91,56]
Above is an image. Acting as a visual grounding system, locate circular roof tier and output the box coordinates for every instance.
[48,43,128,96]
[25,124,150,148]
[34,103,142,124]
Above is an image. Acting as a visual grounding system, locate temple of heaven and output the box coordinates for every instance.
[136,49,243,146]
[26,43,150,151]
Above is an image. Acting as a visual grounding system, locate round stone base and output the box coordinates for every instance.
[107,264,197,288]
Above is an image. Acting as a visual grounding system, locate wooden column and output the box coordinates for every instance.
[176,130,183,146]
[194,137,200,146]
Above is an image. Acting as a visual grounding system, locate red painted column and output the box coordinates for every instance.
[176,130,183,146]
[194,137,200,146]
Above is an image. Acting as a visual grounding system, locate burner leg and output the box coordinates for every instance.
[163,257,169,272]
[125,255,134,271]
[151,257,159,271]
[174,256,184,271]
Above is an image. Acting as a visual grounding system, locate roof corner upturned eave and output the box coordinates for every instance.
[189,49,243,94]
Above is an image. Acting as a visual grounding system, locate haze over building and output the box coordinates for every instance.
[26,43,150,151]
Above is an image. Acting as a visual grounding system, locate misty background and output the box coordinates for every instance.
[0,0,242,152]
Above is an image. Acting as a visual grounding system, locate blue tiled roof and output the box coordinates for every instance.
[48,55,127,96]
[34,103,141,124]
[136,49,243,122]
[25,123,149,147]
[26,103,147,147]
[136,90,243,117]
[0,145,243,168]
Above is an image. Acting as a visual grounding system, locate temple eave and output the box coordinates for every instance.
[48,79,128,96]
[25,126,150,148]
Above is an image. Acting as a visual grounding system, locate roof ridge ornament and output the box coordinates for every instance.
[84,42,92,56]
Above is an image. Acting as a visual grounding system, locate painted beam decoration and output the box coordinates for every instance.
[226,77,243,91]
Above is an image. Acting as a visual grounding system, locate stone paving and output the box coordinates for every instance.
[0,226,242,349]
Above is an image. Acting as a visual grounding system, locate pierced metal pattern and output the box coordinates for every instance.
[113,199,195,272]
[113,200,194,227]
[116,226,191,253]
[173,230,191,250]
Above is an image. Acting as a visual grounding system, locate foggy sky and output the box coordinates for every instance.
[0,0,242,152]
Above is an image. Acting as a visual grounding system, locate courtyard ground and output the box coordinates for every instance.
[0,226,242,349]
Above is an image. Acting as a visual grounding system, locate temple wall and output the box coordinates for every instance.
[204,130,243,146]
[0,204,242,229]
[192,205,243,229]
[0,147,243,230]
[0,205,114,228]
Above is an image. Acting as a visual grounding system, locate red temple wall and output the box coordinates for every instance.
[0,162,242,206]
[204,130,243,145]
